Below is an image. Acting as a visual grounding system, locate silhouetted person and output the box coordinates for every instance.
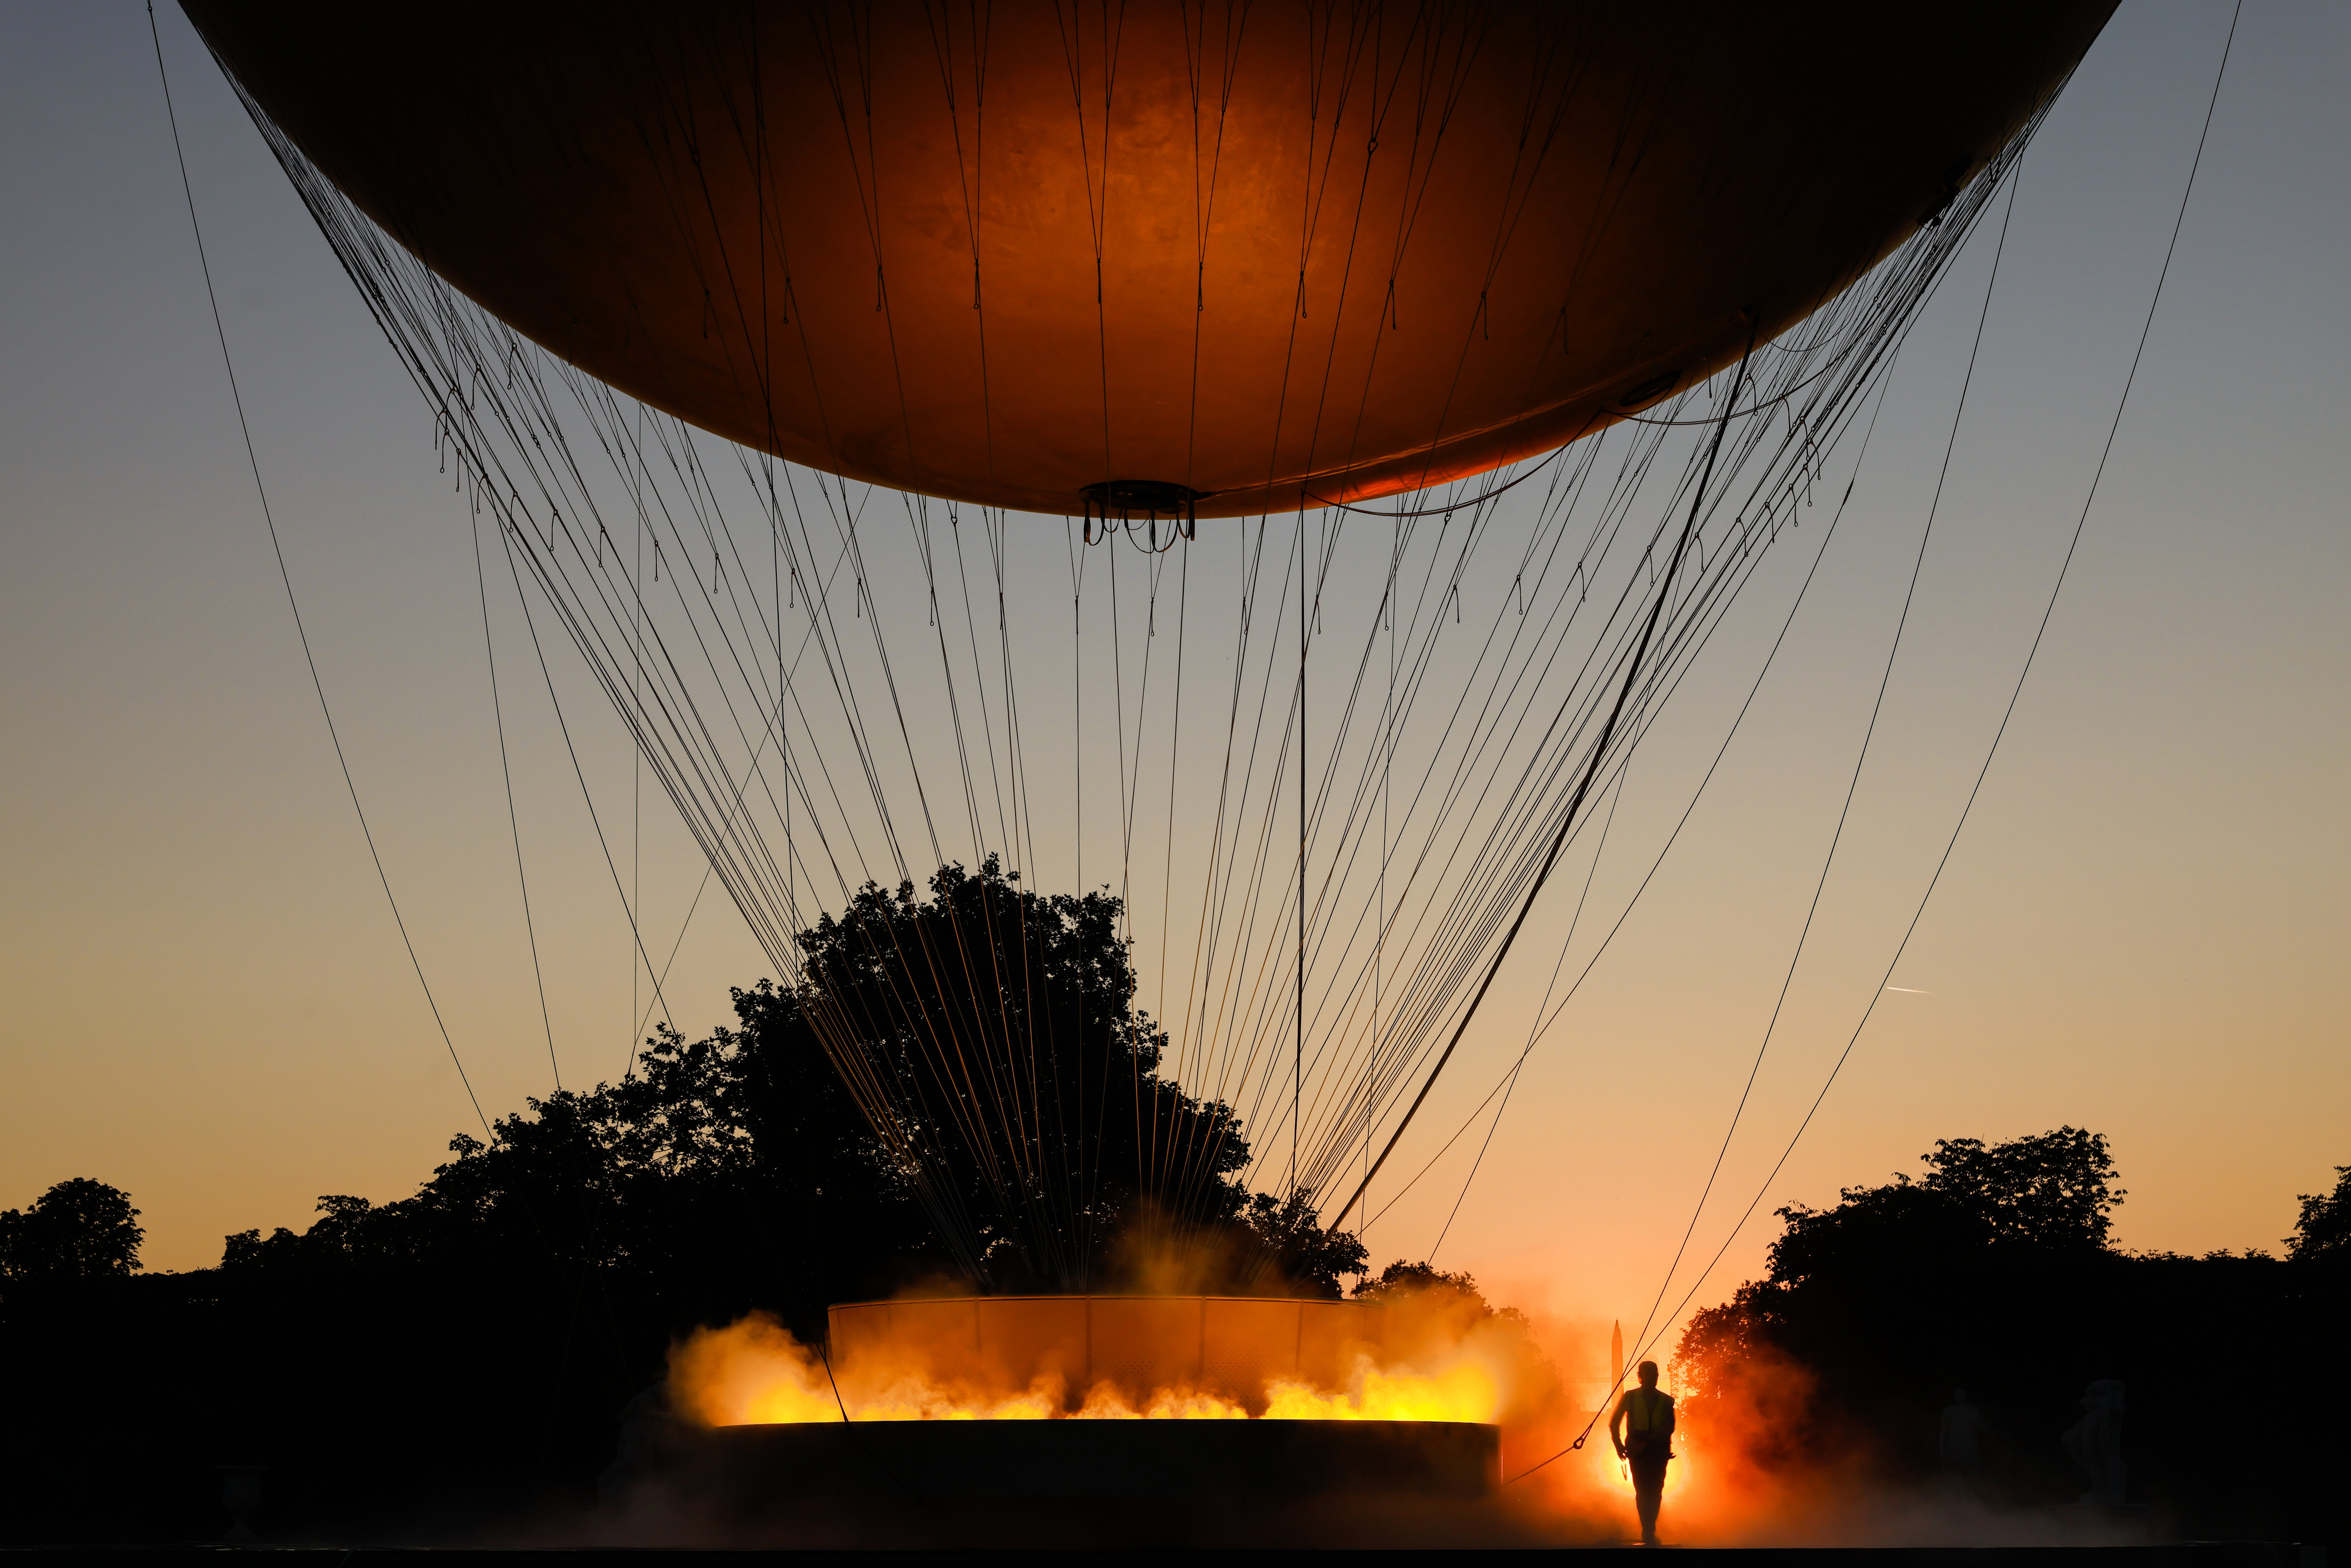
[1610,1359,1675,1545]
[1939,1387,1987,1480]
[2062,1379,2127,1505]
[597,1381,684,1507]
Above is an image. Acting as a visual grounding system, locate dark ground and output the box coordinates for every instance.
[0,1546,2328,1564]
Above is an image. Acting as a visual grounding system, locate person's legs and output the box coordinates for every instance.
[1631,1457,1669,1544]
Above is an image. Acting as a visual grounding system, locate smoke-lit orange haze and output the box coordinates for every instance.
[671,1297,1512,1426]
[663,1293,1639,1541]
[2,0,2345,1390]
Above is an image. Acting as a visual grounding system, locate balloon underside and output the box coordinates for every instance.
[188,0,2114,516]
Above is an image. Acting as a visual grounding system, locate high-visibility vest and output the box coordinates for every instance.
[1626,1388,1673,1435]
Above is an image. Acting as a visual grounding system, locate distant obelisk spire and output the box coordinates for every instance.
[1612,1320,1625,1388]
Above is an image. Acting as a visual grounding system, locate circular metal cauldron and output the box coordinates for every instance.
[613,1297,1505,1543]
[735,1297,1501,1498]
[691,1416,1498,1499]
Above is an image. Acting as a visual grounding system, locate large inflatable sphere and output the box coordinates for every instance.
[186,1,2114,517]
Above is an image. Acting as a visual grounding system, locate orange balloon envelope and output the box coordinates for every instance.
[188,1,2114,517]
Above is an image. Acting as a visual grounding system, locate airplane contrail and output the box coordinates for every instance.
[1883,985,1935,994]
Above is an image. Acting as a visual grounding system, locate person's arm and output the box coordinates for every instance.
[1610,1392,1631,1457]
[1663,1395,1676,1440]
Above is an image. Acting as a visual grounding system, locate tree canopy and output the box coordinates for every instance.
[1760,1125,2124,1291]
[789,857,1290,1288]
[0,1177,143,1285]
[1671,1127,2346,1539]
[216,859,1359,1314]
[2288,1164,2350,1262]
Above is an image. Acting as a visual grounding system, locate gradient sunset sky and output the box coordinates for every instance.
[2,1,2343,1366]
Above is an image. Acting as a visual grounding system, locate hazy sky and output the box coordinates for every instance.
[3,3,2343,1364]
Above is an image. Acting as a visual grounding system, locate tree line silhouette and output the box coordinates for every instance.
[198,861,1366,1310]
[1673,1128,2348,1542]
[0,866,2341,1542]
[0,866,1365,1542]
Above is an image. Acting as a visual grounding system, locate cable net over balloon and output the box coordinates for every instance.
[237,79,2052,1285]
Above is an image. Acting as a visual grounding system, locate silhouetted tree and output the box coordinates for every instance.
[213,859,1352,1310]
[2288,1164,2350,1261]
[1236,1189,1369,1298]
[1673,1128,2348,1541]
[1679,1127,2129,1434]
[1910,1126,2124,1248]
[0,1177,142,1284]
[790,857,1260,1288]
[1765,1126,2123,1287]
[1353,1259,1485,1307]
[215,1006,942,1335]
[0,868,1387,1544]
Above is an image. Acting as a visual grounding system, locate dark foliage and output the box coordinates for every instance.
[2288,1164,2350,1261]
[0,864,1362,1542]
[1675,1128,2348,1542]
[1236,1190,1370,1299]
[0,1177,144,1284]
[790,858,1256,1289]
[1350,1260,1531,1338]
[0,988,940,1545]
[215,986,945,1340]
[1763,1125,2123,1294]
[1352,1259,1485,1306]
